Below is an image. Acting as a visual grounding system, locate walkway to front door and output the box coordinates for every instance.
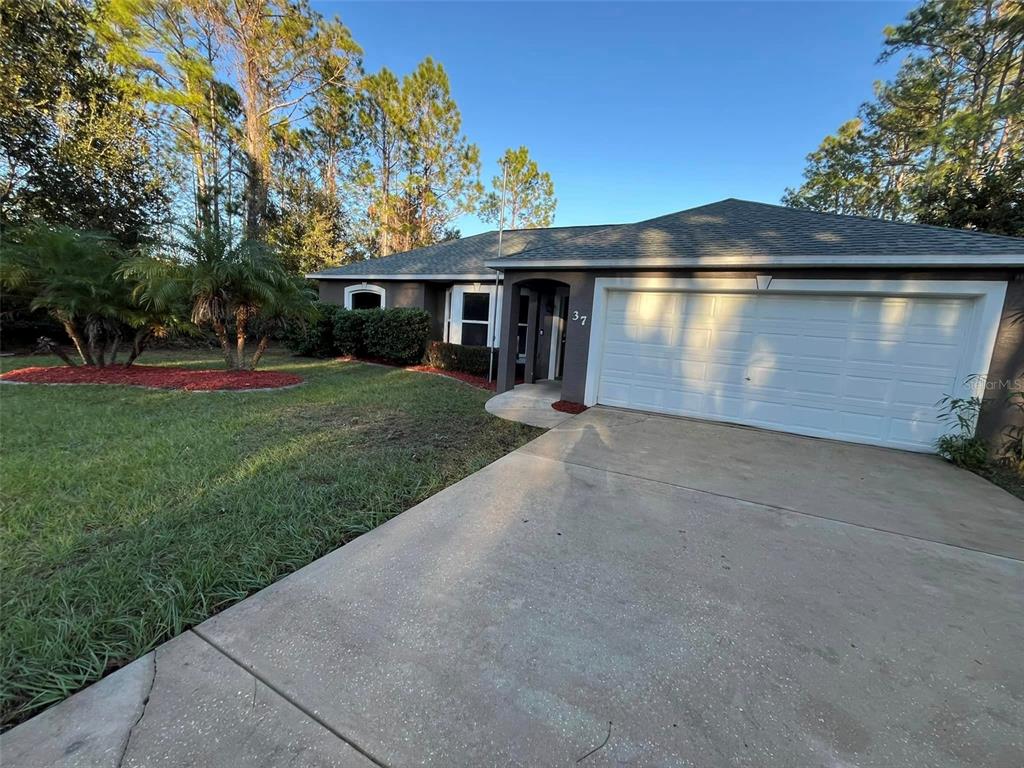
[484,380,569,428]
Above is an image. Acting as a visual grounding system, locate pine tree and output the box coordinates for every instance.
[479,146,557,229]
[784,0,1023,235]
[356,59,481,257]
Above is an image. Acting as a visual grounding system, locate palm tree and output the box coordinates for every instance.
[0,226,135,366]
[248,276,318,370]
[123,226,315,370]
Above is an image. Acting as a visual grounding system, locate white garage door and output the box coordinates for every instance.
[596,290,979,451]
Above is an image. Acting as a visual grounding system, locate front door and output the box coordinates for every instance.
[548,294,569,379]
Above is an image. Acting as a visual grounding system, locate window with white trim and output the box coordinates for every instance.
[448,285,501,348]
[344,283,385,310]
[461,292,489,346]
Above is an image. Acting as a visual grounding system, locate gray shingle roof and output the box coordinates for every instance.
[489,199,1024,268]
[309,199,1023,279]
[306,225,608,278]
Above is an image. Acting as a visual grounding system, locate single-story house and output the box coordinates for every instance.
[308,198,1023,453]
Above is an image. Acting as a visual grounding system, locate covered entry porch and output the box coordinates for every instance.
[495,278,571,395]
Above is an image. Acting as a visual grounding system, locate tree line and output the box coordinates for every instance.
[0,0,558,367]
[784,0,1022,236]
[1,0,559,274]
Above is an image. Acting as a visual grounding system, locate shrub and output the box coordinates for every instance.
[362,308,431,364]
[935,434,990,471]
[333,309,373,357]
[935,389,989,470]
[999,388,1024,471]
[424,341,496,376]
[283,303,342,357]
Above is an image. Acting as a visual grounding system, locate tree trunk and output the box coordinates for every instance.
[86,322,106,368]
[36,336,77,367]
[211,317,235,369]
[235,307,249,370]
[61,320,94,366]
[240,47,271,243]
[106,330,122,366]
[249,334,271,370]
[125,328,151,367]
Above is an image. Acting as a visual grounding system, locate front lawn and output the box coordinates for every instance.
[0,350,541,727]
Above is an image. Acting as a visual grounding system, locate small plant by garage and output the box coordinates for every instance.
[935,391,988,470]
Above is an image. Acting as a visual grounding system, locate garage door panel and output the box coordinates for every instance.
[852,297,908,324]
[793,371,841,397]
[838,411,888,438]
[890,380,950,408]
[596,290,978,451]
[908,299,969,328]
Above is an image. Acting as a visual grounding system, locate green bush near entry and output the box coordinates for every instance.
[332,309,374,357]
[361,308,432,364]
[424,341,496,376]
[282,303,344,357]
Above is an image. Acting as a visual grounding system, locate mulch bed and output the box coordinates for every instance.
[0,365,303,391]
[404,365,496,390]
[336,356,497,391]
[552,400,588,414]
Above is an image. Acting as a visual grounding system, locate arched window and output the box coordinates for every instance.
[344,283,386,310]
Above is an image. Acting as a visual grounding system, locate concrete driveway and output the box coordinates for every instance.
[4,408,1023,767]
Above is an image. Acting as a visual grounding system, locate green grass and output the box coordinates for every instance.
[0,350,542,727]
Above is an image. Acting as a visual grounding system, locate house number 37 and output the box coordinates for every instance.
[571,310,588,326]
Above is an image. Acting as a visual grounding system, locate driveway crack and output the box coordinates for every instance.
[190,628,392,768]
[115,651,157,768]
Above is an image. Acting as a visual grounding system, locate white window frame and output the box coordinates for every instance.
[583,276,1008,419]
[516,292,531,363]
[448,284,501,348]
[443,287,453,342]
[343,283,386,310]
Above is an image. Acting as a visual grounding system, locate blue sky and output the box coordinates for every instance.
[319,1,915,235]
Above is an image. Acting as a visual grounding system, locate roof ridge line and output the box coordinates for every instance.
[731,198,1024,243]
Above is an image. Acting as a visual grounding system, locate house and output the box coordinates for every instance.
[308,199,1024,453]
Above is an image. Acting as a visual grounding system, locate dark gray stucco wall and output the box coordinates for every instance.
[423,284,448,340]
[496,267,1023,447]
[317,280,426,311]
[977,275,1024,449]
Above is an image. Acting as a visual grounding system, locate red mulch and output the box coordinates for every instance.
[336,355,497,390]
[0,365,303,391]
[552,400,588,414]
[404,365,495,390]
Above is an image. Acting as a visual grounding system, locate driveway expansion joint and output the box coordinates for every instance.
[189,628,393,768]
[114,651,156,768]
[533,452,1023,564]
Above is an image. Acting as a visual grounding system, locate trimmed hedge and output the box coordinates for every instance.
[333,309,373,357]
[424,341,496,376]
[282,303,343,357]
[362,308,432,364]
[284,305,432,365]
